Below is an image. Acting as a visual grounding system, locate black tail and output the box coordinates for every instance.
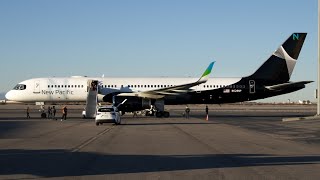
[248,33,307,83]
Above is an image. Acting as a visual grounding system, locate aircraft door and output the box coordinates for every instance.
[249,80,255,94]
[33,80,40,94]
[87,80,98,92]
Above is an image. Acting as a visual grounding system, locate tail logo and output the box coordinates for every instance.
[293,33,299,40]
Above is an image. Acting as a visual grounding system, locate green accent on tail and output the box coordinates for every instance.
[201,62,215,78]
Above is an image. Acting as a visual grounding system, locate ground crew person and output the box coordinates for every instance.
[26,106,30,119]
[61,106,67,121]
[185,105,190,119]
[47,106,52,119]
[52,106,57,120]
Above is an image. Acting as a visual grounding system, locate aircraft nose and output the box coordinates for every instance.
[5,91,12,100]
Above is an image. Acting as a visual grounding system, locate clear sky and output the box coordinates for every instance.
[0,0,318,102]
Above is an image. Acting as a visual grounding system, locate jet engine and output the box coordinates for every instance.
[104,95,152,112]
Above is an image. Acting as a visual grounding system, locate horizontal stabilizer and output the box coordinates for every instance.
[265,81,313,91]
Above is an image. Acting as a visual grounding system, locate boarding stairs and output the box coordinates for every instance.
[85,80,98,118]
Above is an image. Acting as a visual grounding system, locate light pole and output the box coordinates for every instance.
[318,0,320,115]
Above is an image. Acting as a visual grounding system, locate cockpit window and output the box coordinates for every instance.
[13,84,26,90]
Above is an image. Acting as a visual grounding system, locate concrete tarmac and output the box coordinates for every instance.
[0,104,320,179]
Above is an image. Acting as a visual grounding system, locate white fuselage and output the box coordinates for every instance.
[5,76,241,102]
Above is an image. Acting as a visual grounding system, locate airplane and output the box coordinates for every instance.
[5,33,312,117]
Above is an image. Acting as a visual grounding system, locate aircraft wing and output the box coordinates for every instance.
[117,62,215,99]
[265,81,313,91]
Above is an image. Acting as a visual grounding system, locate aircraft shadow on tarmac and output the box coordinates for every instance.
[0,149,320,178]
[193,113,315,118]
[122,122,217,126]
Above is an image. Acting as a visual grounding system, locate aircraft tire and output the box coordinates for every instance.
[115,119,121,125]
[41,113,46,118]
[156,111,163,118]
[163,111,170,118]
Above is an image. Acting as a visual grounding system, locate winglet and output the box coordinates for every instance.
[198,61,215,83]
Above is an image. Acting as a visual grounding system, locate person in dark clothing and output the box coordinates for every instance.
[185,106,190,119]
[206,105,209,115]
[26,106,31,119]
[47,106,52,119]
[52,106,57,120]
[61,106,67,121]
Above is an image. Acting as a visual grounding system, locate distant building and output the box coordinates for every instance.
[298,100,312,104]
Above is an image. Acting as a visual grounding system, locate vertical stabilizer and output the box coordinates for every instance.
[248,33,307,83]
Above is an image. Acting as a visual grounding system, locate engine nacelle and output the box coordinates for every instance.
[113,96,152,112]
[103,93,115,103]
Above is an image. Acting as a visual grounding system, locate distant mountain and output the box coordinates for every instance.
[0,92,6,100]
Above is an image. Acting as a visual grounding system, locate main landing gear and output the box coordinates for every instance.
[153,99,170,118]
[155,111,170,118]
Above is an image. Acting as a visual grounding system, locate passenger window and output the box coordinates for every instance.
[68,85,70,88]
